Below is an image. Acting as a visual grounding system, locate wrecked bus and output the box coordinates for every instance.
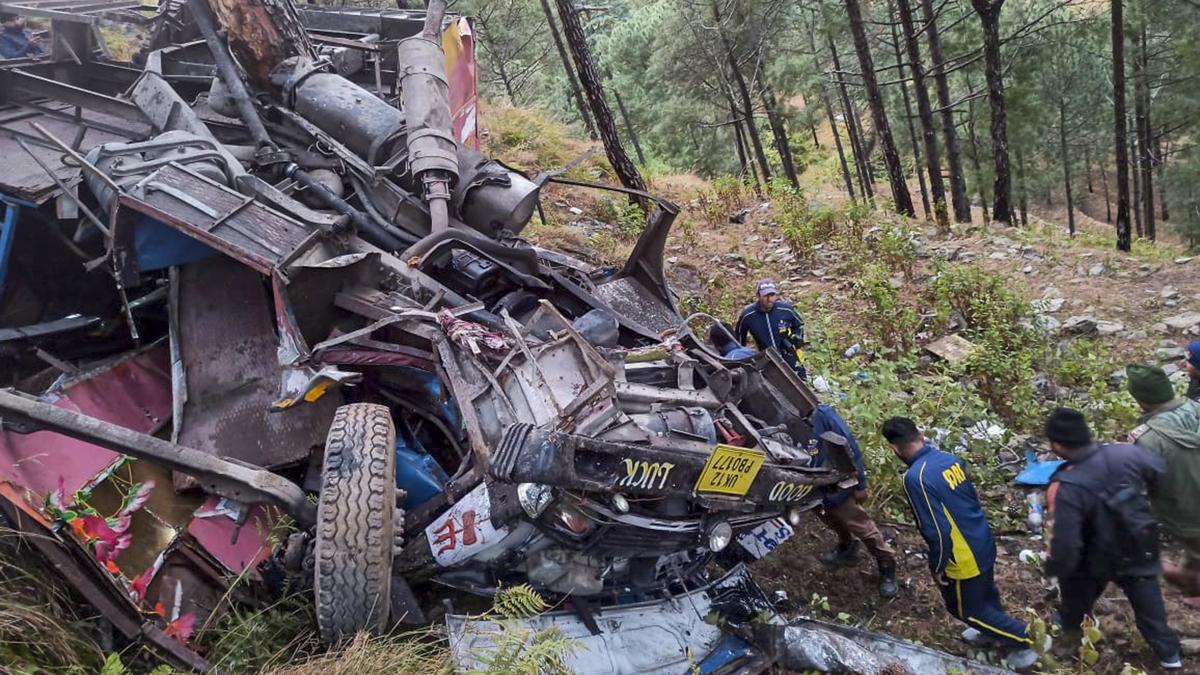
[0,2,1012,674]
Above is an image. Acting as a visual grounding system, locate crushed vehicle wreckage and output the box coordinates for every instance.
[0,2,1015,673]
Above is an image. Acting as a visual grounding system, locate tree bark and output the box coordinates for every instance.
[921,0,970,223]
[827,32,873,201]
[539,0,596,139]
[1135,16,1154,240]
[970,0,1012,225]
[612,89,646,165]
[1111,0,1132,251]
[1058,100,1075,235]
[204,0,314,91]
[762,83,800,187]
[888,0,930,219]
[554,0,648,210]
[844,0,915,216]
[898,0,948,230]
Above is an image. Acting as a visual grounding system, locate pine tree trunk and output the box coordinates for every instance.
[824,91,857,200]
[1017,148,1029,226]
[204,0,314,91]
[810,121,821,148]
[970,0,1013,225]
[713,1,771,185]
[1084,146,1094,193]
[921,0,970,223]
[1100,161,1113,223]
[888,0,930,219]
[730,101,749,180]
[612,89,646,165]
[554,0,648,210]
[855,100,879,185]
[1059,100,1075,235]
[844,0,915,216]
[539,0,595,139]
[762,83,800,187]
[1131,132,1143,237]
[827,33,874,200]
[1136,18,1155,240]
[1158,135,1169,221]
[741,119,762,191]
[966,79,988,222]
[898,0,948,230]
[1111,0,1132,251]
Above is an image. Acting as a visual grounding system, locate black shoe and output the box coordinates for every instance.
[877,558,898,598]
[819,540,860,567]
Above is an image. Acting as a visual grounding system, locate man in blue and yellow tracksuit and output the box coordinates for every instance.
[734,279,806,379]
[882,417,1036,668]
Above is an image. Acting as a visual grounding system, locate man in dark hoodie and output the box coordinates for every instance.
[1044,407,1182,670]
[1127,364,1200,609]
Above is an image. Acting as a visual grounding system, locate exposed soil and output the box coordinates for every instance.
[748,517,1200,674]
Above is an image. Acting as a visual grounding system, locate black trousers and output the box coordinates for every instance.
[1059,575,1180,660]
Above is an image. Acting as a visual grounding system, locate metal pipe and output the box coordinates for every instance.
[285,164,406,251]
[188,0,274,148]
[348,175,419,245]
[29,122,121,196]
[399,1,457,232]
[613,381,722,410]
[14,137,111,237]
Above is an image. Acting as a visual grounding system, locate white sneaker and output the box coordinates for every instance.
[1160,654,1182,670]
[1004,649,1038,670]
[961,627,983,643]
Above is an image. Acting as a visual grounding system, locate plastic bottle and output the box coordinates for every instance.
[1026,493,1043,534]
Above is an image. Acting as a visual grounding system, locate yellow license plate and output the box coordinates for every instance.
[695,445,766,496]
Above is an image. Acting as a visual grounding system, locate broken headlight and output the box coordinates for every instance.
[517,482,554,518]
[706,521,733,552]
[552,501,593,536]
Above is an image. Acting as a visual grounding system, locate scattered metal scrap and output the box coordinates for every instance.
[0,2,1008,673]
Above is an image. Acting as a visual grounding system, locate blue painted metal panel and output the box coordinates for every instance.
[394,422,450,510]
[134,215,218,272]
[698,634,754,674]
[0,203,18,304]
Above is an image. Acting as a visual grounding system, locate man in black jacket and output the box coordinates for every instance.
[1043,408,1182,670]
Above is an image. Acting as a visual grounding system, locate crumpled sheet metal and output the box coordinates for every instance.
[447,569,732,674]
[0,344,171,498]
[778,618,1015,675]
[173,256,340,475]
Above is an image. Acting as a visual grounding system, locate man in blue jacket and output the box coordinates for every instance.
[810,404,897,598]
[882,417,1036,669]
[0,13,44,59]
[734,279,806,379]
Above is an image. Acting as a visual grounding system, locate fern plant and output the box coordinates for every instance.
[467,585,578,675]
